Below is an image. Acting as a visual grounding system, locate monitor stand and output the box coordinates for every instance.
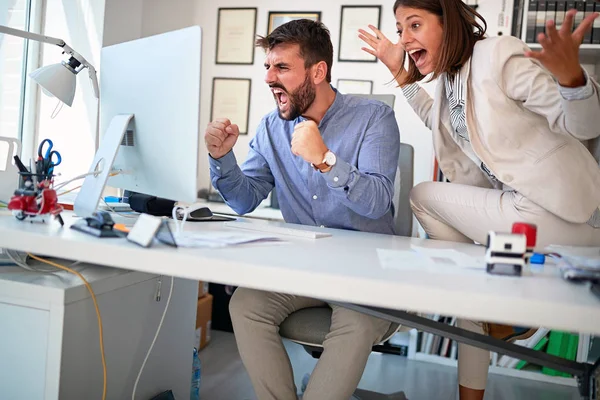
[74,114,134,217]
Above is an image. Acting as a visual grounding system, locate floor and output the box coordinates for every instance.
[198,330,581,400]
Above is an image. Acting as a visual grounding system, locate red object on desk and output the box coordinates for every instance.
[512,222,537,249]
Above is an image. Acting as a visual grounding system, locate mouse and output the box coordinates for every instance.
[189,206,213,220]
[175,203,214,220]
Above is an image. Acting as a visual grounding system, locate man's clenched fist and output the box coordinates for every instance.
[205,118,240,159]
[291,120,328,165]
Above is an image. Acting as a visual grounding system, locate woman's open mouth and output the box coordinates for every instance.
[408,48,427,69]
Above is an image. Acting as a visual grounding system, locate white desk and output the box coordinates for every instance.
[0,211,598,337]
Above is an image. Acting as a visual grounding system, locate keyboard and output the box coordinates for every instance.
[223,221,332,239]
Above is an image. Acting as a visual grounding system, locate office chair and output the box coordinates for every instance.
[279,112,415,399]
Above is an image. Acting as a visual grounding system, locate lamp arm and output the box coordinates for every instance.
[0,24,66,48]
[87,64,100,99]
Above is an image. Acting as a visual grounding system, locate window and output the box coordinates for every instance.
[0,0,31,140]
[36,0,100,184]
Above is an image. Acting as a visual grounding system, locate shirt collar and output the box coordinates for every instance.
[297,85,342,128]
[445,62,469,105]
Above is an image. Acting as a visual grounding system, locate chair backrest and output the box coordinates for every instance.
[355,94,414,237]
[352,93,395,108]
[394,143,414,237]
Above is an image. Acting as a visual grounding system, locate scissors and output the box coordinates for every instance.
[37,138,62,178]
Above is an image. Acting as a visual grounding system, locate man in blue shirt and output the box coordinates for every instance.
[205,20,400,400]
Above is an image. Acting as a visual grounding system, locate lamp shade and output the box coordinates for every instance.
[29,62,77,107]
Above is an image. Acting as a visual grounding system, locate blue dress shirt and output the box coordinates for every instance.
[209,89,400,235]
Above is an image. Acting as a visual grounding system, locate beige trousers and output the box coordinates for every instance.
[229,288,392,400]
[410,181,600,389]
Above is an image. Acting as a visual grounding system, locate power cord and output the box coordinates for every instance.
[131,275,174,400]
[172,204,190,237]
[5,250,81,273]
[101,197,138,219]
[27,253,107,400]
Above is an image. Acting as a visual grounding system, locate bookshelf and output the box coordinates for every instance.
[405,320,594,387]
[519,0,600,65]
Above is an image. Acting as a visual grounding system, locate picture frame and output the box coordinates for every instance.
[210,78,252,135]
[336,79,373,94]
[216,8,257,65]
[267,11,321,34]
[338,5,381,62]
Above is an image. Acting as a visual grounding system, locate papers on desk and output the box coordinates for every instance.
[174,231,282,248]
[377,247,486,274]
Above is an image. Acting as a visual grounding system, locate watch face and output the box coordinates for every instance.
[324,151,336,166]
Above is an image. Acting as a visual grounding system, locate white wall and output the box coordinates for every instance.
[192,0,436,193]
[108,0,600,199]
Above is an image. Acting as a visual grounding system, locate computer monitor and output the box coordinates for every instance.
[74,26,202,217]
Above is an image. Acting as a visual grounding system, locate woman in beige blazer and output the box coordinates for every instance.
[360,0,600,399]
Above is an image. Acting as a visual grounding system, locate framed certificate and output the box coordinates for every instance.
[267,11,321,34]
[210,78,252,135]
[337,79,373,94]
[216,8,257,65]
[338,5,381,62]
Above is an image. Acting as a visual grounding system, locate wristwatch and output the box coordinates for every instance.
[312,150,337,173]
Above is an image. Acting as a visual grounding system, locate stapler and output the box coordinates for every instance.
[71,210,124,238]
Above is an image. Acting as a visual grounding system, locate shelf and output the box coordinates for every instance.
[526,43,600,64]
[413,352,577,387]
[489,366,577,387]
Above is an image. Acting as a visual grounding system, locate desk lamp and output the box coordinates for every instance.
[0,25,99,106]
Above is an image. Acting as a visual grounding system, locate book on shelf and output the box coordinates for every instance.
[527,0,538,43]
[512,0,527,38]
[584,1,595,44]
[594,2,600,45]
[535,1,547,41]
[542,331,579,377]
[515,336,550,370]
[497,327,550,368]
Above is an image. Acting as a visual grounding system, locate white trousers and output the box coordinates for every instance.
[410,181,600,389]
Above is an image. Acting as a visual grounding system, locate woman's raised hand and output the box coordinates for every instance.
[525,10,599,87]
[358,25,407,80]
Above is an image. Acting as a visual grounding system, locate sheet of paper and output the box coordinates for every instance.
[377,248,485,274]
[175,231,282,248]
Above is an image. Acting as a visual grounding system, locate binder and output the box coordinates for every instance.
[566,0,577,30]
[512,0,527,39]
[515,336,550,370]
[546,1,558,31]
[584,1,595,43]
[556,1,567,30]
[593,2,600,44]
[575,1,585,32]
[536,0,548,41]
[527,0,539,42]
[542,331,579,377]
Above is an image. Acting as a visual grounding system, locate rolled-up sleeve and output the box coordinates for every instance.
[318,105,400,219]
[209,121,274,215]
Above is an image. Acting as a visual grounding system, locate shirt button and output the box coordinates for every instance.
[333,176,339,182]
[216,166,221,170]
[312,195,318,200]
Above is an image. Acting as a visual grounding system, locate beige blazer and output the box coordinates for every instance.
[406,35,600,224]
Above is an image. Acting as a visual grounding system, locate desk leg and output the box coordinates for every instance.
[329,301,598,400]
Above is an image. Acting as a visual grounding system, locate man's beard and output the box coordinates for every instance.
[272,73,316,121]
